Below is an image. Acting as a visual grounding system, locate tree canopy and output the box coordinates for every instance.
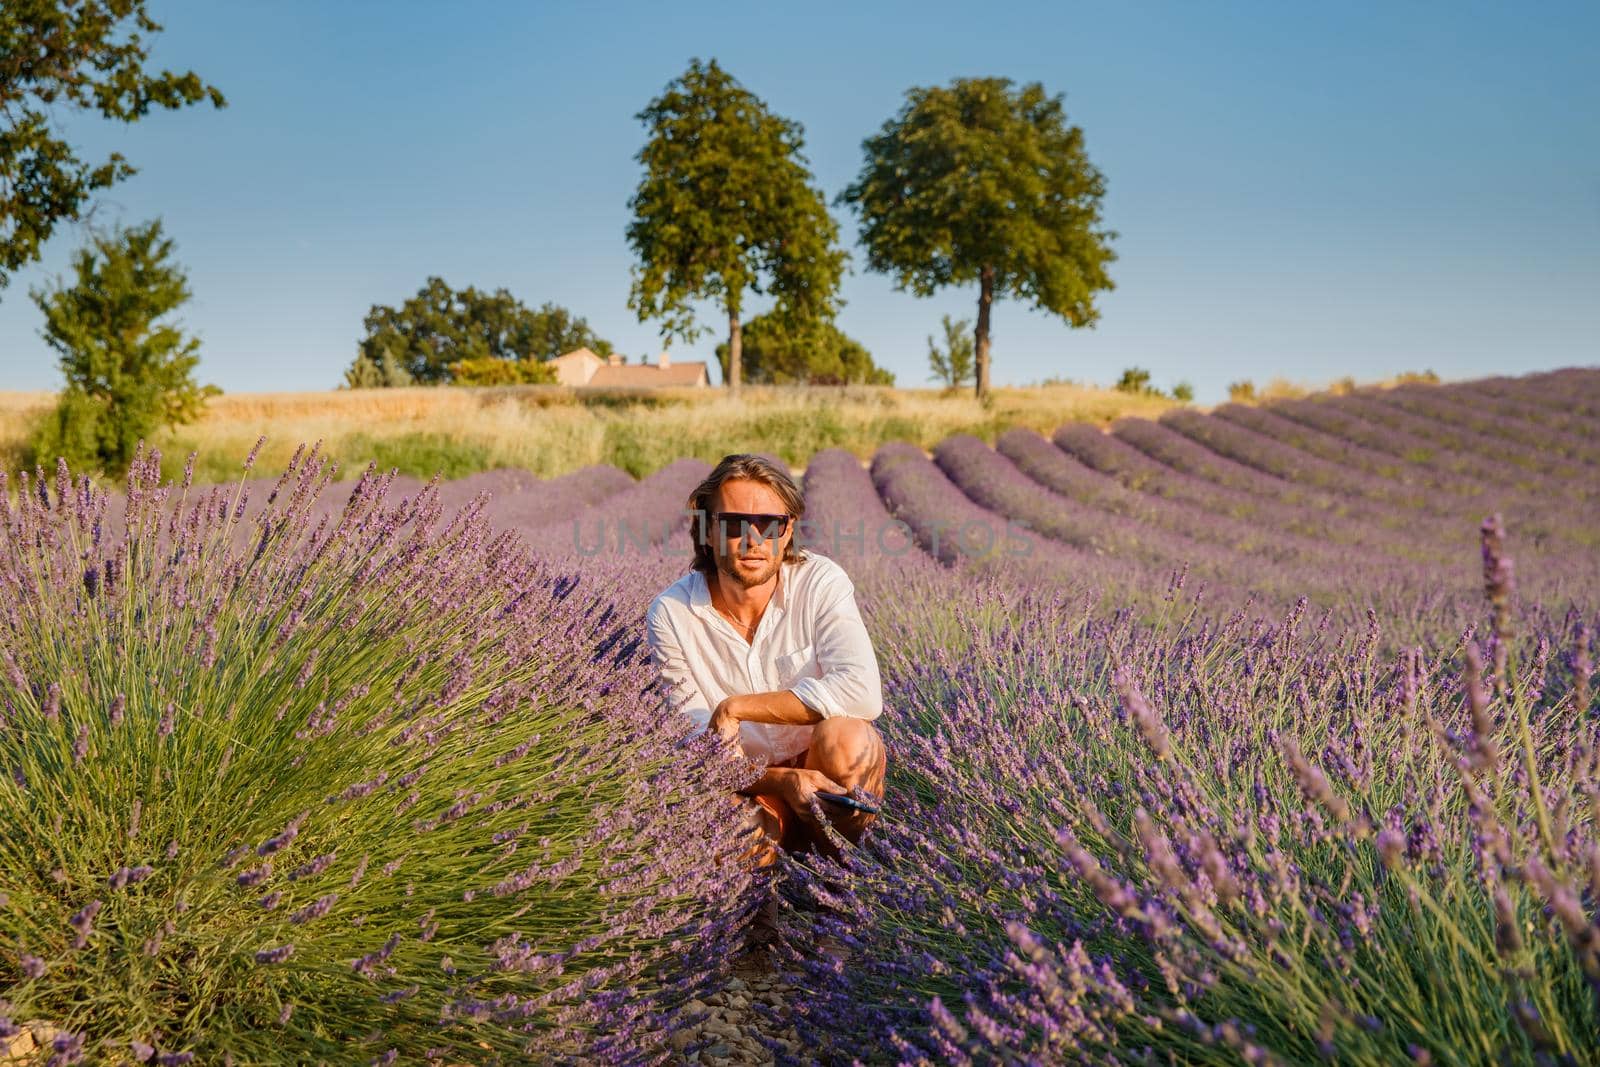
[0,0,225,297]
[714,311,893,386]
[840,76,1116,399]
[347,277,611,386]
[626,58,846,394]
[29,218,218,475]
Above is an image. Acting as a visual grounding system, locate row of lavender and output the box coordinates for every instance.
[771,434,1600,1064]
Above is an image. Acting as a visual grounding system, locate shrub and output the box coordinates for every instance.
[1114,367,1155,395]
[1227,380,1258,402]
[1117,368,1190,402]
[0,445,754,1064]
[445,356,558,387]
[343,351,415,389]
[1260,377,1311,401]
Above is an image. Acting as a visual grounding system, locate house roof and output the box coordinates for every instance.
[585,362,709,388]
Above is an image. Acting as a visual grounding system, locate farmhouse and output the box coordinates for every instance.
[549,347,710,388]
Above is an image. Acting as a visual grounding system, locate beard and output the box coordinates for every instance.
[715,542,781,589]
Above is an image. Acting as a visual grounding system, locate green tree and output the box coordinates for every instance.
[348,277,611,385]
[840,77,1116,400]
[713,311,892,386]
[927,314,975,390]
[29,219,218,475]
[626,58,846,395]
[0,0,225,297]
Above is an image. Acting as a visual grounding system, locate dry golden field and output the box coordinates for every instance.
[0,383,1180,484]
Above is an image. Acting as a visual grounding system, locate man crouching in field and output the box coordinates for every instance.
[645,454,888,871]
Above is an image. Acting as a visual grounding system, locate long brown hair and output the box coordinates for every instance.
[685,454,808,579]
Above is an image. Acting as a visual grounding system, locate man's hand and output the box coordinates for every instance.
[779,767,849,825]
[709,697,742,746]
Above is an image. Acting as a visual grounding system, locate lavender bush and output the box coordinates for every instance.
[0,445,754,1065]
[771,520,1600,1065]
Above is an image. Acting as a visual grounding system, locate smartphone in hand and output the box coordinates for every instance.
[816,791,881,815]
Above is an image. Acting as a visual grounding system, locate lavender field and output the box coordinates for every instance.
[3,367,1599,1064]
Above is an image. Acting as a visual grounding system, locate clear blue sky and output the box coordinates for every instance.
[1,1,1596,401]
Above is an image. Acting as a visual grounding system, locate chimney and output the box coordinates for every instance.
[606,353,623,366]
[657,349,671,369]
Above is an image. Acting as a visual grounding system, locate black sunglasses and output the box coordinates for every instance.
[712,512,791,540]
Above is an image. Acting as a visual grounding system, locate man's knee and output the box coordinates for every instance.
[806,717,885,789]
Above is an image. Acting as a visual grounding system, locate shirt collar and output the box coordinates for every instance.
[691,556,790,626]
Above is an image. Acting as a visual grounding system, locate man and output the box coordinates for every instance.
[645,454,888,870]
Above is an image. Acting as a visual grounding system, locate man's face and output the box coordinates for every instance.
[709,478,793,590]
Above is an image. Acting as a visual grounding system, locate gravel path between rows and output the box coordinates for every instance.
[667,936,802,1067]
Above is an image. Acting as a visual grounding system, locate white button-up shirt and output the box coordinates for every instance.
[644,550,883,765]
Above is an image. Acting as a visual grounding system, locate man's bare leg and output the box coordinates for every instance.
[797,718,887,860]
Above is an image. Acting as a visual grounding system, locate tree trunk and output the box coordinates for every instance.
[727,308,742,396]
[975,265,994,401]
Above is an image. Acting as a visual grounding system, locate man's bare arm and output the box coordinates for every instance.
[717,690,829,799]
[718,689,822,726]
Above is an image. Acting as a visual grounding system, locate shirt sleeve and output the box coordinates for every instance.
[786,567,884,722]
[645,599,714,737]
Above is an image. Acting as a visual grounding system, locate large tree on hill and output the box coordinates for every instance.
[626,58,846,396]
[347,277,611,386]
[29,218,218,475]
[0,0,225,298]
[840,77,1116,400]
[714,311,893,386]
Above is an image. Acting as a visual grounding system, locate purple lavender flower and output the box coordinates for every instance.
[107,865,155,890]
[258,812,306,856]
[47,1031,84,1066]
[290,894,338,925]
[254,944,295,964]
[236,863,272,888]
[68,899,102,949]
